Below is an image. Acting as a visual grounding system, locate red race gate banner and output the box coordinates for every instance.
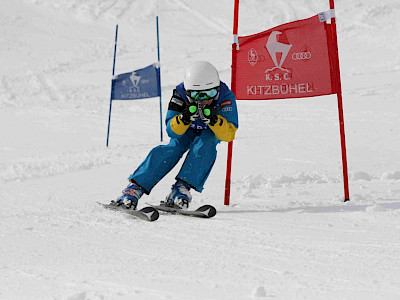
[225,1,350,206]
[234,14,338,100]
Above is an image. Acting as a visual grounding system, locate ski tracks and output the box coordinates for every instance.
[0,145,149,184]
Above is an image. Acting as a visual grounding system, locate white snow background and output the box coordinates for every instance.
[1,0,400,299]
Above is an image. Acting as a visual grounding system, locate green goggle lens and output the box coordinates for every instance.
[189,106,197,114]
[188,88,218,101]
[203,108,211,116]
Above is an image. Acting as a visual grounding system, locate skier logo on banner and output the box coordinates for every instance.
[129,72,141,88]
[266,31,292,70]
[248,48,258,66]
[265,31,293,82]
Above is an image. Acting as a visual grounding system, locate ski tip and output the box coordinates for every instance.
[97,202,114,209]
[139,206,160,222]
[195,205,217,218]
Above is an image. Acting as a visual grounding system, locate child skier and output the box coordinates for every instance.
[111,61,239,210]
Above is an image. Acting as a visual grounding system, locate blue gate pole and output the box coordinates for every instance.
[106,24,119,147]
[156,16,163,142]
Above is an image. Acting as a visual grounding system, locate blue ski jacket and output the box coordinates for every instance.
[165,81,239,142]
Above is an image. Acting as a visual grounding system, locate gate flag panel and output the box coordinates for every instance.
[234,15,337,100]
[225,0,349,205]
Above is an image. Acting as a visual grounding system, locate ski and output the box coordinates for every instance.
[98,202,159,222]
[146,203,217,218]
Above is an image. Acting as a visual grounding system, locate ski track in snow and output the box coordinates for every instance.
[0,145,150,184]
[1,0,400,299]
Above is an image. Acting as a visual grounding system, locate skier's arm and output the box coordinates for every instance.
[203,89,239,142]
[198,103,237,142]
[169,113,190,135]
[166,90,196,138]
[208,116,237,142]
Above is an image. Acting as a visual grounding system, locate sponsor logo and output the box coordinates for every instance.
[222,107,233,112]
[220,100,232,107]
[292,51,311,60]
[142,211,155,219]
[248,48,258,66]
[171,97,184,106]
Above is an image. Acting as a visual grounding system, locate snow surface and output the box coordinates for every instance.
[1,0,400,299]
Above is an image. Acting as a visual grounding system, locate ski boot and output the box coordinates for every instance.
[110,182,144,210]
[161,181,192,210]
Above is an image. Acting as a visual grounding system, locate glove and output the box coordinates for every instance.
[180,102,199,125]
[199,104,218,126]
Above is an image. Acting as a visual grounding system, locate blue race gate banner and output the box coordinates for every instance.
[112,63,160,100]
[107,20,163,147]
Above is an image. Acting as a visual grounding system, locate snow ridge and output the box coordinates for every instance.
[0,146,146,184]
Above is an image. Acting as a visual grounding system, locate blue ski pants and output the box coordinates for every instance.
[128,129,220,193]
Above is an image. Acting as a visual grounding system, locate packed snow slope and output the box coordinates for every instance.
[1,0,400,299]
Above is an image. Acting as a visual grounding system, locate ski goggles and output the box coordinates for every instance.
[186,87,219,102]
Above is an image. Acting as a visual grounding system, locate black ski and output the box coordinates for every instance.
[98,202,159,222]
[146,203,217,218]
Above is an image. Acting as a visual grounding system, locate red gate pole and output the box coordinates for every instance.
[224,0,240,206]
[329,0,350,202]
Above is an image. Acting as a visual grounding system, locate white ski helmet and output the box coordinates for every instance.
[183,61,220,91]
